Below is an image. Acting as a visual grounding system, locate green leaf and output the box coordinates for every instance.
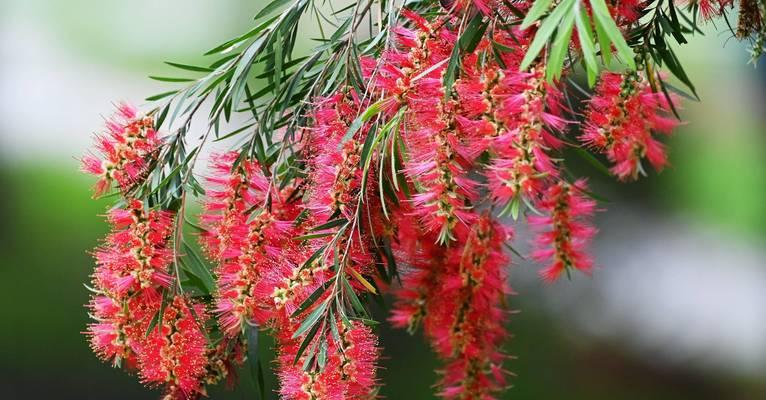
[204,15,278,56]
[148,76,195,83]
[291,301,327,339]
[341,276,367,317]
[255,0,293,20]
[572,147,611,177]
[519,0,574,71]
[245,321,266,399]
[443,44,461,102]
[521,0,555,29]
[181,242,216,293]
[145,90,178,101]
[341,99,386,145]
[459,14,489,54]
[294,232,335,241]
[291,280,333,318]
[574,4,598,86]
[546,2,576,82]
[593,12,613,65]
[154,103,170,130]
[164,62,213,72]
[292,316,322,365]
[311,218,348,232]
[590,0,635,69]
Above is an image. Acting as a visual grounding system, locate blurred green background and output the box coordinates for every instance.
[1,1,764,399]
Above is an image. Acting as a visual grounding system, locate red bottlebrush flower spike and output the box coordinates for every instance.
[425,215,512,398]
[582,71,680,180]
[81,103,161,197]
[92,199,174,298]
[486,67,567,209]
[389,236,448,333]
[85,292,159,368]
[276,320,380,400]
[403,73,479,243]
[253,245,333,325]
[138,296,209,399]
[199,152,300,336]
[529,180,597,282]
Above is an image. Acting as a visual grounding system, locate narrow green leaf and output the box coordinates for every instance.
[181,242,216,293]
[291,280,333,318]
[145,90,178,101]
[519,0,574,71]
[593,14,613,65]
[459,14,489,54]
[311,218,348,232]
[294,232,335,241]
[574,4,598,86]
[590,0,635,69]
[291,301,327,339]
[546,3,576,82]
[341,99,385,145]
[148,76,195,83]
[443,44,461,102]
[572,147,611,177]
[292,317,322,365]
[164,62,213,73]
[521,0,555,29]
[341,276,367,317]
[255,0,293,20]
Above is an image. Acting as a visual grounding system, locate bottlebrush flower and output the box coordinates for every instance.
[81,103,161,197]
[138,296,209,399]
[252,245,333,325]
[92,199,174,298]
[199,152,300,335]
[529,180,597,282]
[388,241,448,333]
[425,215,512,398]
[276,321,380,400]
[486,66,567,208]
[581,71,680,180]
[402,75,480,243]
[388,203,450,333]
[85,291,160,369]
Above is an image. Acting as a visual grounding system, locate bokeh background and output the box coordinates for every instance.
[1,1,764,399]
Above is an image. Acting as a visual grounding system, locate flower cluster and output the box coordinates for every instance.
[81,0,699,398]
[581,71,679,180]
[83,108,243,399]
[84,198,215,398]
[529,181,598,282]
[276,321,379,400]
[199,152,300,336]
[196,90,384,398]
[81,103,161,197]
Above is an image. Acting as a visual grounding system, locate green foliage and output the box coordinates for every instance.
[520,0,635,85]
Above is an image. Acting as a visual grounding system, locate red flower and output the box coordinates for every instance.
[81,103,160,197]
[138,296,209,399]
[276,320,380,400]
[199,152,300,336]
[529,180,597,281]
[92,200,174,298]
[582,71,680,180]
[486,67,567,208]
[425,215,512,398]
[86,292,158,368]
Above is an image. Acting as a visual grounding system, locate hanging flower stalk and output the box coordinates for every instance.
[79,0,757,398]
